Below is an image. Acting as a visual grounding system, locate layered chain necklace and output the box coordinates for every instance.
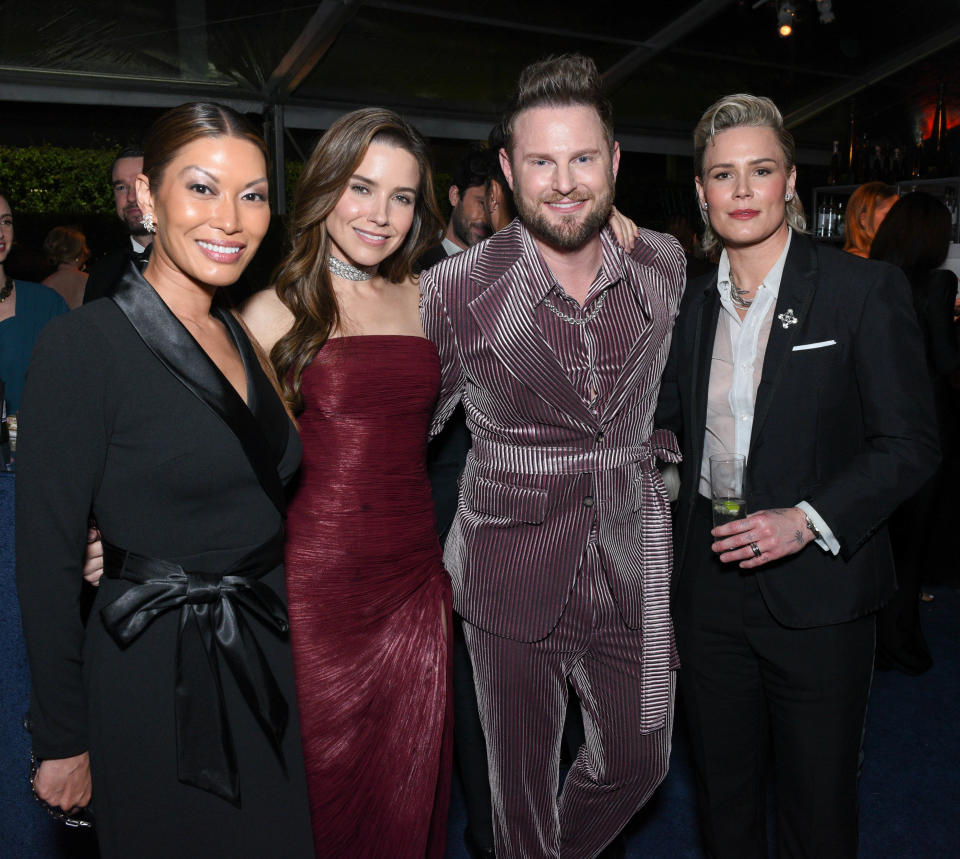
[327,255,374,281]
[728,271,753,309]
[542,289,608,326]
[0,275,14,303]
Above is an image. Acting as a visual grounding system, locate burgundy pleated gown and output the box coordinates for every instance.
[285,336,453,858]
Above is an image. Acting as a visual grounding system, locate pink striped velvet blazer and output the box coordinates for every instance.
[421,220,685,731]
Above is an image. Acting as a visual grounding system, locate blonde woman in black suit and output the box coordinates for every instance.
[656,94,939,858]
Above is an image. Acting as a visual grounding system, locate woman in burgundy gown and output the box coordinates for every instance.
[242,108,451,857]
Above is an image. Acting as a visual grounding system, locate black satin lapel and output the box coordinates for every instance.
[468,263,598,428]
[110,266,287,515]
[217,309,291,473]
[750,239,818,449]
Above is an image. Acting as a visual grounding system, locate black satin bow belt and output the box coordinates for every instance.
[99,532,289,807]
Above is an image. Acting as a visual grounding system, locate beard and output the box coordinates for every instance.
[451,205,489,247]
[122,207,148,237]
[515,179,615,252]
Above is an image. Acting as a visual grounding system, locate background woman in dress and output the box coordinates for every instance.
[0,193,68,415]
[42,225,90,308]
[870,191,960,673]
[657,93,938,858]
[16,102,314,858]
[242,107,451,858]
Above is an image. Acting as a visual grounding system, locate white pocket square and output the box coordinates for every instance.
[792,340,837,352]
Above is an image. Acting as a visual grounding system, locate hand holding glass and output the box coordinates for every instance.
[710,454,747,528]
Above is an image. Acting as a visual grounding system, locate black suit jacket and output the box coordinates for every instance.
[416,242,449,275]
[656,234,940,628]
[83,244,150,304]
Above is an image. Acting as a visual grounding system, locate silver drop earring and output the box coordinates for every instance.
[141,212,156,233]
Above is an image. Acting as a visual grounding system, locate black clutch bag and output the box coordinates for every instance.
[24,716,94,829]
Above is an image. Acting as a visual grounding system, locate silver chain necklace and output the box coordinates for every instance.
[542,289,608,325]
[328,255,374,281]
[728,272,753,309]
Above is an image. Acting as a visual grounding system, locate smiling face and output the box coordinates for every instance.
[696,125,795,252]
[501,104,619,252]
[137,136,270,290]
[449,183,490,248]
[0,195,12,267]
[326,141,420,273]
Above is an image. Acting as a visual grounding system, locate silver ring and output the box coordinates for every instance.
[750,542,762,558]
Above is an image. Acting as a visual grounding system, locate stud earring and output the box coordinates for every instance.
[784,192,794,202]
[141,212,156,233]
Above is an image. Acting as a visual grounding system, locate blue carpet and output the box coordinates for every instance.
[445,587,960,858]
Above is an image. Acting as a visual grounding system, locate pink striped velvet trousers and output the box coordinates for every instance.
[463,533,676,859]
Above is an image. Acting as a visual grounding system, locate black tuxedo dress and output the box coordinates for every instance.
[16,266,314,858]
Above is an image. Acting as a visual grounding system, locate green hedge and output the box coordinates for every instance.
[0,145,115,214]
[0,144,306,215]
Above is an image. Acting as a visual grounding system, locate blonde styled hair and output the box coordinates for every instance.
[693,93,806,253]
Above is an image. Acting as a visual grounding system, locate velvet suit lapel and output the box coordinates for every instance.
[601,255,657,425]
[749,236,818,450]
[467,230,598,429]
[110,264,288,514]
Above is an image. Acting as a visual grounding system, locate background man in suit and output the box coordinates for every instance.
[83,147,152,303]
[422,145,492,859]
[421,54,685,858]
[418,147,491,271]
[656,94,940,858]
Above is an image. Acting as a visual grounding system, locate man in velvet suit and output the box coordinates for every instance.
[655,94,940,857]
[421,55,685,858]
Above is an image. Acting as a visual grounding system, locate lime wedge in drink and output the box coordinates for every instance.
[721,500,741,515]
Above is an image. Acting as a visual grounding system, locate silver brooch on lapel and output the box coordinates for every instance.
[777,308,798,330]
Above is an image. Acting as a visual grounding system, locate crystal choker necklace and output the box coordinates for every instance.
[328,255,374,281]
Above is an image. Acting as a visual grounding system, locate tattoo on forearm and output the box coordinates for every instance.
[793,529,803,545]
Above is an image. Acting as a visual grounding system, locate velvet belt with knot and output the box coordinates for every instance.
[99,532,289,806]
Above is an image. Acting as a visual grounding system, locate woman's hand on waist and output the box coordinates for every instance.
[82,521,104,587]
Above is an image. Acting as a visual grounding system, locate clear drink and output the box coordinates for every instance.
[709,454,746,530]
[712,496,747,528]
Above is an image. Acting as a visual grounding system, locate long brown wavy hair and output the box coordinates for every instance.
[271,108,442,412]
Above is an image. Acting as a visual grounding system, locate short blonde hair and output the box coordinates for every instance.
[693,93,806,253]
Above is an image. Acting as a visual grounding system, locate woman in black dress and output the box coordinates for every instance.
[16,103,314,858]
[870,191,960,673]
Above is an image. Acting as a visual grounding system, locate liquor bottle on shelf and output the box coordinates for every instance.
[890,147,904,181]
[824,197,836,239]
[870,144,885,181]
[828,140,841,185]
[852,134,870,184]
[945,186,959,237]
[835,199,846,240]
[931,83,946,176]
[911,138,925,179]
